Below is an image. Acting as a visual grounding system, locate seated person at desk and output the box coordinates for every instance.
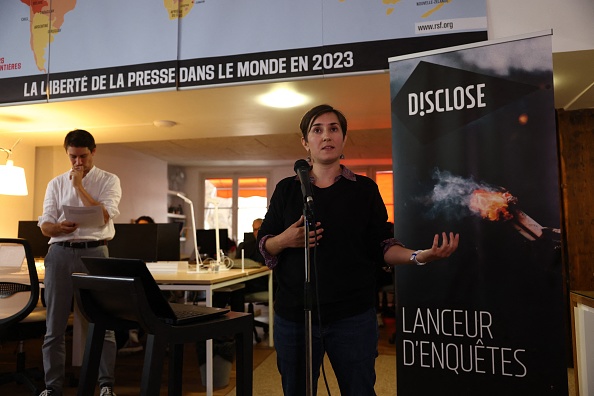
[237,218,264,265]
[227,237,237,259]
[213,221,267,318]
[237,218,267,294]
[135,215,154,225]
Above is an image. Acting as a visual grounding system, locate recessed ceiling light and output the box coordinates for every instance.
[258,88,308,108]
[153,120,177,128]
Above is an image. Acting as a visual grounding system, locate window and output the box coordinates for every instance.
[204,176,268,246]
[201,167,393,246]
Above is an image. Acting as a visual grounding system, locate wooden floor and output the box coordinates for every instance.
[0,307,397,396]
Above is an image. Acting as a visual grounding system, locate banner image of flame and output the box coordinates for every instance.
[428,170,560,245]
[469,189,546,241]
[469,189,515,221]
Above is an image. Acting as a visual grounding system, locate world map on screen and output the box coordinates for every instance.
[5,0,485,76]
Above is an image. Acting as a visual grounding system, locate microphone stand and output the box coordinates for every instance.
[303,199,314,396]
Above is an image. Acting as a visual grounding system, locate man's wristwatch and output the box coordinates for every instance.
[410,250,427,266]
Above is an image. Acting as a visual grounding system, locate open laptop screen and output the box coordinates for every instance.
[80,256,228,324]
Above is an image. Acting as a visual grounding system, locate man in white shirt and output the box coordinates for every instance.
[38,129,121,396]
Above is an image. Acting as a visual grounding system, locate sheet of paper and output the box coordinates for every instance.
[63,205,104,227]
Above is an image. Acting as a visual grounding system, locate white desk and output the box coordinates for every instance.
[151,268,274,340]
[41,262,273,396]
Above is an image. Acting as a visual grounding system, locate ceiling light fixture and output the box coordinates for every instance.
[0,139,28,196]
[258,88,308,108]
[153,120,177,128]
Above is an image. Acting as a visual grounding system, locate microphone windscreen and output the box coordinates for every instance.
[294,159,310,173]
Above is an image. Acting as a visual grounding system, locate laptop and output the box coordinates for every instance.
[81,256,229,325]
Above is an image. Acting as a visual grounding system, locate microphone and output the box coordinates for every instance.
[294,159,314,208]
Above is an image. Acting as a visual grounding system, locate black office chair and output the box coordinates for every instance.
[0,238,46,395]
[71,273,254,396]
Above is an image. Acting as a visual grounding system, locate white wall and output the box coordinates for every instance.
[487,0,594,52]
[34,146,64,220]
[94,144,168,224]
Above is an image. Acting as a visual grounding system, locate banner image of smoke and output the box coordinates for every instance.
[426,169,560,245]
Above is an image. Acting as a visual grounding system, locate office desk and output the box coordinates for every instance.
[570,290,594,396]
[150,265,273,345]
[151,265,272,310]
[150,265,273,395]
[40,263,272,396]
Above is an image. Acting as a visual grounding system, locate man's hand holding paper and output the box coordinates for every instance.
[62,205,105,228]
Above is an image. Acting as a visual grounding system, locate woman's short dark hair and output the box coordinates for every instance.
[63,129,96,151]
[299,104,347,141]
[135,216,155,224]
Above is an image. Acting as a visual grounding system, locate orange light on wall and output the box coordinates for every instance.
[376,171,394,224]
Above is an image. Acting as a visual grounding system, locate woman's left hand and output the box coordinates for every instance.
[416,232,459,263]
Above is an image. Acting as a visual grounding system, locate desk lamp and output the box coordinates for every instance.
[176,193,202,267]
[205,198,222,265]
[0,139,28,196]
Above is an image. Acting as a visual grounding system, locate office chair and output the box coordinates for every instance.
[71,273,254,396]
[240,266,272,344]
[244,290,269,344]
[0,238,46,395]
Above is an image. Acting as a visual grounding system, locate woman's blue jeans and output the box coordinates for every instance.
[273,308,379,396]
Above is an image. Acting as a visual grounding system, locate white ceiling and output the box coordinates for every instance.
[0,49,592,167]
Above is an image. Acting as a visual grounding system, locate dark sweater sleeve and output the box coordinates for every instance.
[257,177,302,252]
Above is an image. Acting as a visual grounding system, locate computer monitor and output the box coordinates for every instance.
[109,223,180,262]
[155,223,181,261]
[17,220,50,258]
[243,232,256,244]
[195,229,229,259]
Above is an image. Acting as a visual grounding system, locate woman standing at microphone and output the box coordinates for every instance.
[258,104,459,396]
